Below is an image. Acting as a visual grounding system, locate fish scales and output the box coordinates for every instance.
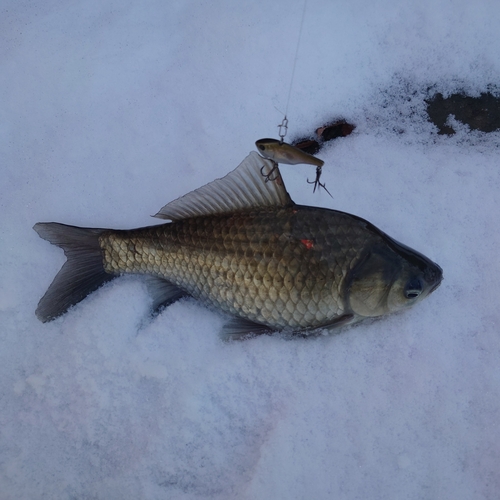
[99,206,369,329]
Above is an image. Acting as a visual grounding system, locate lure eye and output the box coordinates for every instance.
[404,278,423,299]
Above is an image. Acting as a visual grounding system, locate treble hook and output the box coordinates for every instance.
[307,166,333,198]
[260,161,280,183]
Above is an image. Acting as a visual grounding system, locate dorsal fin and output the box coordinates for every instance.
[153,151,294,221]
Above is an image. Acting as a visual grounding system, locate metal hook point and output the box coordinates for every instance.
[307,166,333,198]
[261,162,280,183]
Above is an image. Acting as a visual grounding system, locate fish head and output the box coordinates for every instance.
[346,239,443,318]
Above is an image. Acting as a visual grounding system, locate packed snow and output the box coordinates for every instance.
[1,1,500,499]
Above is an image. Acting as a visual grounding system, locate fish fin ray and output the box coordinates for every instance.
[33,222,115,322]
[320,314,355,332]
[221,313,355,340]
[143,276,187,313]
[220,316,274,340]
[154,152,294,221]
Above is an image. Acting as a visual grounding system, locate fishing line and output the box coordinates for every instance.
[278,0,308,142]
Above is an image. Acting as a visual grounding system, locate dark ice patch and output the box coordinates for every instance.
[426,92,500,135]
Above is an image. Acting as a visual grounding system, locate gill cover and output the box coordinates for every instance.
[347,241,442,318]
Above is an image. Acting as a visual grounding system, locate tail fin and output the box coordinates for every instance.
[33,222,116,322]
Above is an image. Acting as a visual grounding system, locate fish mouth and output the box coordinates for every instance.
[426,263,443,294]
[429,279,442,294]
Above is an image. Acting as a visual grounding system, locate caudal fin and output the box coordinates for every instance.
[34,222,116,322]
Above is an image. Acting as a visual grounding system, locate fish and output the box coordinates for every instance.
[34,152,442,337]
[255,138,324,167]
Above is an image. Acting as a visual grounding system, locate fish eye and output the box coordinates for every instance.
[258,144,265,151]
[404,278,423,299]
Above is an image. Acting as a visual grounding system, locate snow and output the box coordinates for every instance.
[1,1,500,498]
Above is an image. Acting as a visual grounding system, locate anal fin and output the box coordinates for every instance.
[143,276,188,314]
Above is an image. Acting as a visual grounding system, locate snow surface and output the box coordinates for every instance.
[1,1,500,499]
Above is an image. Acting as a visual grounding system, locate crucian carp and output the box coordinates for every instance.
[34,152,442,337]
